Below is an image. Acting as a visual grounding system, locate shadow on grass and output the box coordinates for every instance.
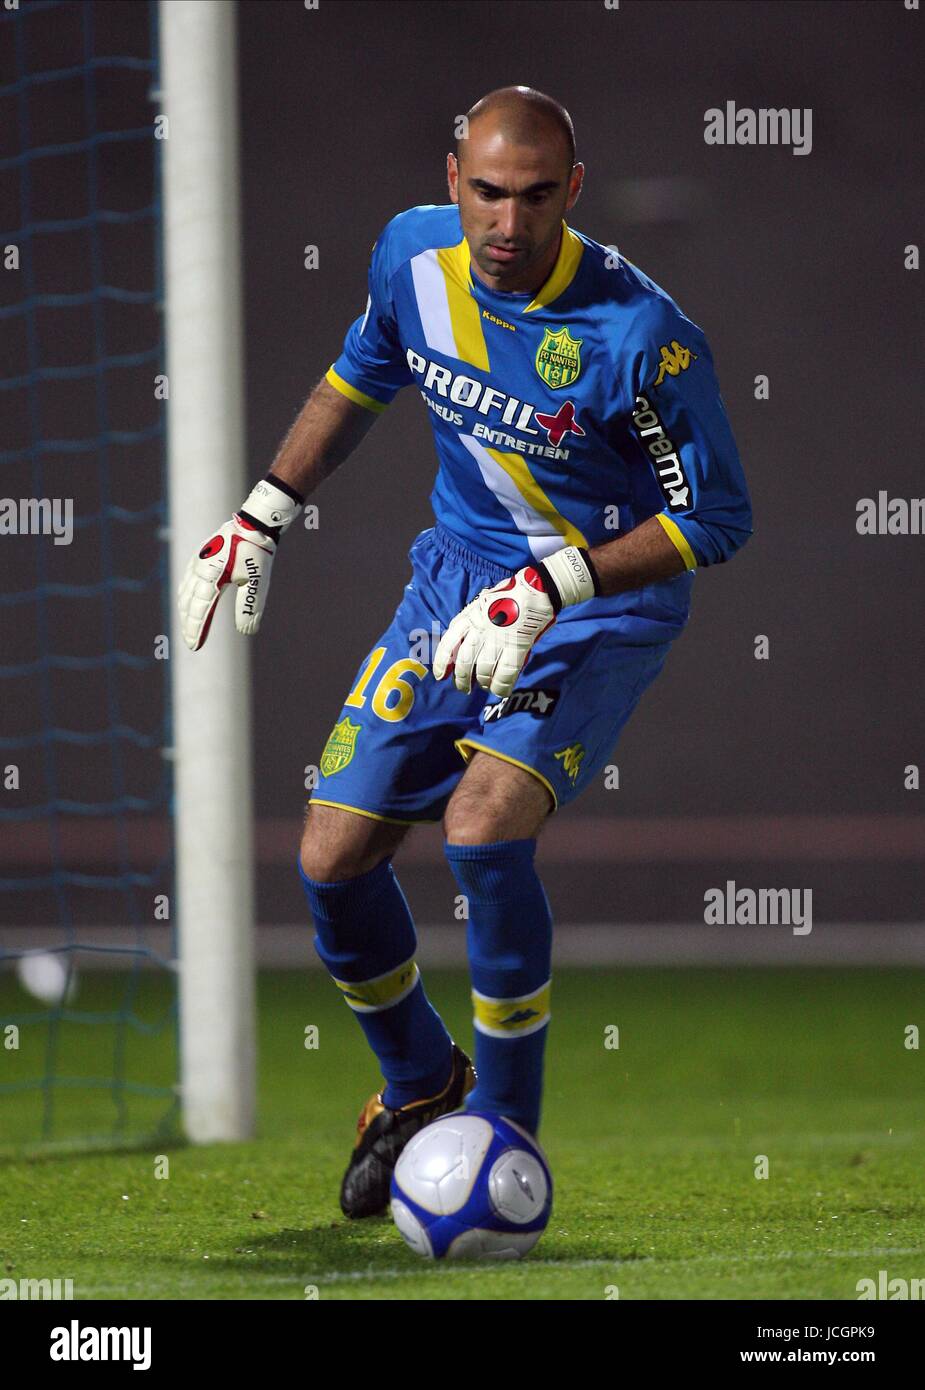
[166,1219,649,1282]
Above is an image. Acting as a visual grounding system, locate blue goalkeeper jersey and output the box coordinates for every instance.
[326,203,752,604]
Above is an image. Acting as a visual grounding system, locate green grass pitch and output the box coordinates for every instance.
[2,966,923,1300]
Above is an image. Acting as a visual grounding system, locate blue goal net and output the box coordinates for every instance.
[0,0,178,1150]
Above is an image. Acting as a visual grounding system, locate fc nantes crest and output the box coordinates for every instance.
[320,717,361,777]
[535,326,582,389]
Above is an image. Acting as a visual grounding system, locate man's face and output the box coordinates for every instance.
[448,123,583,292]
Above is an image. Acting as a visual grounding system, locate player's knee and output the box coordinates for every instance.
[298,805,405,882]
[444,753,554,845]
[442,800,503,846]
[443,787,552,845]
[299,832,361,883]
[298,809,351,882]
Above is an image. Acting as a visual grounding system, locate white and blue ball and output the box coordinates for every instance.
[390,1112,552,1260]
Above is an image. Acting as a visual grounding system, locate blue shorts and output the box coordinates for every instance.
[309,523,690,823]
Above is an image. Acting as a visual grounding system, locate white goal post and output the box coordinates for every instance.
[160,0,256,1141]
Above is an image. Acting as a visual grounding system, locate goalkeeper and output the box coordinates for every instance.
[178,86,753,1219]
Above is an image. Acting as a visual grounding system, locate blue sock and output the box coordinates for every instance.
[297,855,453,1108]
[443,838,552,1136]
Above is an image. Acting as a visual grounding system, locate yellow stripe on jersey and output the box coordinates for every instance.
[484,446,589,550]
[333,957,420,1013]
[436,241,490,372]
[325,365,389,413]
[655,512,698,570]
[524,221,585,314]
[471,981,552,1039]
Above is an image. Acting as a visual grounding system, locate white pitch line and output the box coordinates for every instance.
[287,1248,925,1285]
[72,1247,925,1297]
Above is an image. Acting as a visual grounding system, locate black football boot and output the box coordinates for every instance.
[339,1042,476,1218]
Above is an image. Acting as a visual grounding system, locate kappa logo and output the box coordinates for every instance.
[535,326,583,389]
[653,340,697,387]
[482,308,517,333]
[553,741,585,785]
[499,1007,540,1027]
[319,716,361,776]
[481,688,559,723]
[631,393,692,511]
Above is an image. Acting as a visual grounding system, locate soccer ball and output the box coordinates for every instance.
[16,952,77,1005]
[390,1111,553,1260]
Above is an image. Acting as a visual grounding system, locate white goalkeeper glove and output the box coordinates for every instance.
[177,474,303,651]
[432,545,601,697]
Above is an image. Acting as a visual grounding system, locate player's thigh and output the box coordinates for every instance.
[308,533,492,827]
[443,750,554,845]
[299,801,411,881]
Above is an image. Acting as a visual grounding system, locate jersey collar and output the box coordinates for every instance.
[446,218,585,314]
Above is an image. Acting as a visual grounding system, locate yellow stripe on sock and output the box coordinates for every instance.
[472,981,551,1039]
[334,958,420,1013]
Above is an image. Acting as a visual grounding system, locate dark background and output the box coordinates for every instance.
[2,0,922,932]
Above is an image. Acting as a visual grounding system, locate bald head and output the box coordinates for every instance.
[447,85,583,293]
[458,85,576,175]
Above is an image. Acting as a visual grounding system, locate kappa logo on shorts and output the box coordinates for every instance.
[480,688,559,723]
[553,741,586,786]
[320,716,361,776]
